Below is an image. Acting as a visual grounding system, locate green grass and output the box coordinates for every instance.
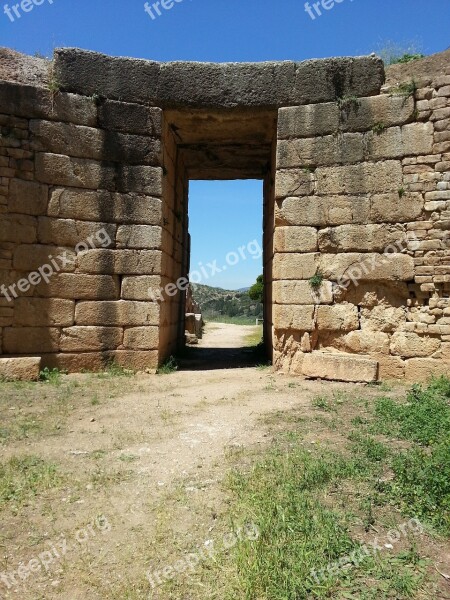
[206,315,260,325]
[0,455,62,510]
[157,356,178,375]
[217,379,450,598]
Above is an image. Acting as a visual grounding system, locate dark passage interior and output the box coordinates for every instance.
[160,108,277,368]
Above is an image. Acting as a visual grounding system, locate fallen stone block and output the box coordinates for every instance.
[0,357,41,381]
[302,351,378,382]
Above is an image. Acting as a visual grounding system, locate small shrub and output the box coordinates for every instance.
[39,367,65,385]
[308,270,324,292]
[157,356,178,375]
[372,122,386,135]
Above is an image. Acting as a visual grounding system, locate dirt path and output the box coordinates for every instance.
[0,323,371,599]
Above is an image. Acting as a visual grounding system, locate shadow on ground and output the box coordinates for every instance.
[178,345,265,371]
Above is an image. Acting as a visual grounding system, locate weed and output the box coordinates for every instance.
[308,269,324,292]
[337,95,361,112]
[98,361,134,378]
[372,122,386,135]
[39,367,65,385]
[398,187,406,198]
[312,395,332,411]
[0,455,61,509]
[393,80,417,98]
[157,356,178,375]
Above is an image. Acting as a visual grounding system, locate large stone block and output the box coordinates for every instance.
[390,332,441,358]
[8,179,48,216]
[302,351,378,382]
[361,305,406,333]
[35,273,120,300]
[36,153,163,195]
[278,95,414,139]
[316,161,403,195]
[273,280,333,304]
[370,193,424,223]
[276,134,363,168]
[366,123,434,159]
[0,80,97,126]
[319,253,415,283]
[60,326,123,352]
[14,298,75,326]
[273,252,320,280]
[273,304,315,331]
[116,225,162,249]
[276,196,370,226]
[275,169,314,198]
[274,226,318,252]
[123,326,159,350]
[37,217,116,248]
[121,276,163,301]
[405,358,450,382]
[41,350,159,373]
[30,120,162,165]
[99,100,162,136]
[330,330,390,355]
[75,300,159,326]
[13,245,76,272]
[318,224,405,253]
[0,214,36,243]
[0,357,41,381]
[376,354,405,380]
[48,188,162,225]
[317,304,359,331]
[3,327,60,353]
[78,249,162,275]
[55,48,383,108]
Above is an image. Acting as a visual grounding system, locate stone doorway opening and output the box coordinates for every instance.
[160,108,277,367]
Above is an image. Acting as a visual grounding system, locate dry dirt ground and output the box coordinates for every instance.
[0,324,448,599]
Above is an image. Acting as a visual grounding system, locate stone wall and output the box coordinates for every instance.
[273,67,450,381]
[0,47,449,380]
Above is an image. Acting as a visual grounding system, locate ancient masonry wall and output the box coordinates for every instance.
[0,50,449,380]
[273,75,450,381]
[0,81,165,371]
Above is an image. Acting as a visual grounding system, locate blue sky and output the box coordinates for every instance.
[1,0,449,289]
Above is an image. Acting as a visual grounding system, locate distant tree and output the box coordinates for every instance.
[249,275,264,303]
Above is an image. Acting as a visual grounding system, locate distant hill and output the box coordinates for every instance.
[191,283,263,324]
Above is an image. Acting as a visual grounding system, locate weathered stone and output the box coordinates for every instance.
[404,358,450,382]
[273,280,333,304]
[3,327,60,353]
[35,274,120,300]
[123,327,159,350]
[274,226,318,252]
[0,80,97,126]
[276,133,363,168]
[332,330,390,355]
[99,101,162,136]
[370,193,424,223]
[30,120,162,165]
[37,217,116,248]
[319,253,415,282]
[273,304,315,331]
[121,276,163,301]
[116,225,162,249]
[78,249,162,275]
[60,326,123,352]
[275,169,314,198]
[278,95,414,139]
[0,214,36,243]
[276,196,370,226]
[14,298,75,327]
[390,332,441,358]
[273,253,320,280]
[316,161,403,195]
[55,48,383,107]
[41,351,159,373]
[0,357,41,381]
[13,245,76,272]
[302,352,378,382]
[318,224,405,253]
[48,188,162,225]
[361,306,406,333]
[366,123,434,159]
[376,354,405,380]
[8,179,48,216]
[317,304,359,331]
[75,301,159,326]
